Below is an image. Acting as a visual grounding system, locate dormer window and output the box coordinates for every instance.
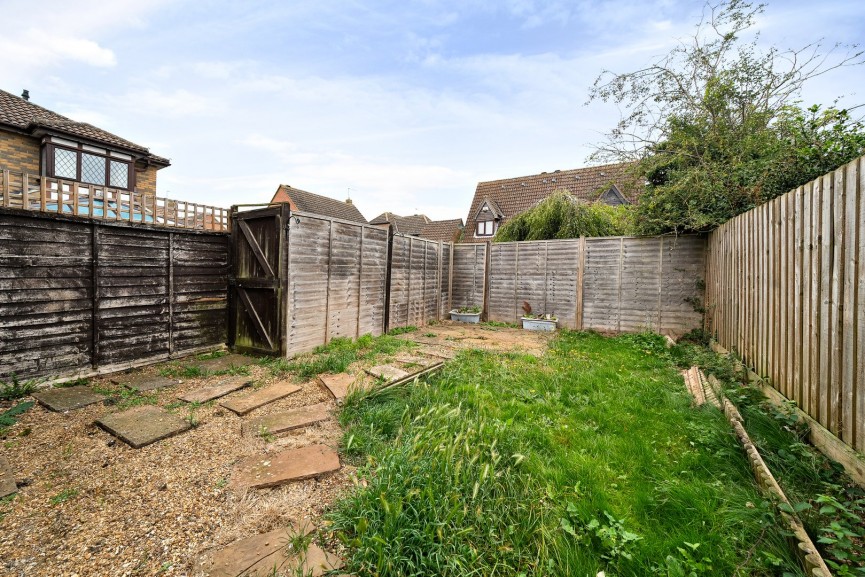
[476,220,498,236]
[45,137,134,190]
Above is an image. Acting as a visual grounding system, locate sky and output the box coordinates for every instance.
[2,0,864,222]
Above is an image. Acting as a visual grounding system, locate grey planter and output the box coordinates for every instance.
[450,310,481,323]
[521,317,557,331]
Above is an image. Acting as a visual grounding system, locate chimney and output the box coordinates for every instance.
[21,89,30,101]
[345,198,353,205]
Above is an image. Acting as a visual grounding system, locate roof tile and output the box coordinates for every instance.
[272,185,367,223]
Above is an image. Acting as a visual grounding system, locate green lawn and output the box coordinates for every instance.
[328,330,802,576]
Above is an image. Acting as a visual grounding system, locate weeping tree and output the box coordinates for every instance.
[493,190,633,242]
[588,0,865,234]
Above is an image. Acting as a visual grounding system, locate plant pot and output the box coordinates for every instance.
[450,310,481,323]
[521,317,557,331]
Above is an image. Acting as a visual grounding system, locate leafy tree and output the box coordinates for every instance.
[493,190,633,242]
[588,0,865,234]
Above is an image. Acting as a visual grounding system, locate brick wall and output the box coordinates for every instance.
[135,165,159,196]
[0,130,40,174]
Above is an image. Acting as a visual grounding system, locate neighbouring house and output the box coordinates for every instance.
[462,162,639,242]
[0,88,170,197]
[369,212,464,243]
[271,185,367,223]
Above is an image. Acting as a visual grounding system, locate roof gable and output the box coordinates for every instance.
[0,89,168,165]
[462,162,640,242]
[271,185,367,223]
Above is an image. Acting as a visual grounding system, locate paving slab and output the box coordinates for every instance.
[232,444,340,489]
[366,364,409,382]
[198,522,314,577]
[242,402,332,436]
[111,373,181,392]
[220,381,301,416]
[417,345,457,360]
[0,456,17,498]
[96,405,191,448]
[178,376,252,403]
[394,354,437,367]
[318,373,357,401]
[194,353,255,372]
[32,386,106,412]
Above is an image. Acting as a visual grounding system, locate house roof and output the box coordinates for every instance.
[462,162,640,242]
[0,89,169,166]
[271,185,367,223]
[369,212,431,235]
[418,219,464,243]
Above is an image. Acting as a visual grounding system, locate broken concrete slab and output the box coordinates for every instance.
[220,381,301,416]
[194,353,256,373]
[232,444,340,489]
[32,386,106,412]
[197,522,314,577]
[297,543,344,576]
[0,456,17,498]
[111,373,180,392]
[96,405,191,448]
[242,402,332,436]
[366,364,409,382]
[417,345,457,360]
[318,373,357,401]
[178,376,252,403]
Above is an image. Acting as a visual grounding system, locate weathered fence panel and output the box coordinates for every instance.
[388,235,448,329]
[284,211,388,355]
[0,208,229,381]
[706,154,865,452]
[450,243,486,311]
[472,236,704,334]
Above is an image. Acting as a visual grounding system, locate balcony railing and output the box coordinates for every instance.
[0,168,230,232]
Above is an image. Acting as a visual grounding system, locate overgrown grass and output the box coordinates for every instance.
[329,331,801,576]
[0,375,37,401]
[91,384,158,410]
[259,334,413,380]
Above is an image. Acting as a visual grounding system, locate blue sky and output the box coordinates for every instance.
[2,0,864,222]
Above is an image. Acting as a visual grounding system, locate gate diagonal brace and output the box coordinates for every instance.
[237,287,276,351]
[238,219,276,278]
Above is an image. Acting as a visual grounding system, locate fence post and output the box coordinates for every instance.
[482,241,491,321]
[383,225,394,334]
[168,232,175,356]
[575,236,586,330]
[447,242,454,314]
[90,223,100,369]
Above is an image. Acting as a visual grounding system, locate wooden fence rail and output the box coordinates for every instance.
[1,168,230,232]
[706,154,865,453]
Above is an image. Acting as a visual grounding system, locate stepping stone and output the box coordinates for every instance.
[318,373,357,401]
[32,386,105,412]
[0,456,17,498]
[96,405,191,448]
[111,373,180,392]
[366,364,409,382]
[243,402,332,436]
[220,381,301,415]
[395,354,437,368]
[232,444,340,489]
[195,353,255,372]
[198,523,342,577]
[418,346,456,360]
[178,376,252,403]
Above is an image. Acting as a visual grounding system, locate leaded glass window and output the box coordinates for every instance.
[81,153,106,185]
[109,160,129,188]
[54,148,77,179]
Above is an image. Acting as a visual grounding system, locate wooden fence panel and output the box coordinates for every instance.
[706,154,865,453]
[451,244,486,311]
[0,209,229,381]
[387,234,447,330]
[284,212,388,355]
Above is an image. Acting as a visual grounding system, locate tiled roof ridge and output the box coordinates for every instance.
[476,161,635,186]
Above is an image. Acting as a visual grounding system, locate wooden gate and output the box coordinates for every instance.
[229,205,287,355]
